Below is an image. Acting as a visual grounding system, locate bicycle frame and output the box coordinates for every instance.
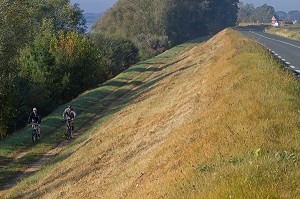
[31,123,40,142]
[65,119,73,140]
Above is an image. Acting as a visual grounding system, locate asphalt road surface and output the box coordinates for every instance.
[237,27,300,75]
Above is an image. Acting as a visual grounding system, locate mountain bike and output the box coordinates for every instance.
[31,123,40,143]
[65,119,73,140]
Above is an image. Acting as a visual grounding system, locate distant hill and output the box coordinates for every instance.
[83,13,102,32]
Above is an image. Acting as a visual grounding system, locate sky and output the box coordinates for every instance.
[241,0,299,12]
[70,0,117,13]
[70,0,299,13]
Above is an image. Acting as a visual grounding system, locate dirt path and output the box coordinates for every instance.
[0,63,163,196]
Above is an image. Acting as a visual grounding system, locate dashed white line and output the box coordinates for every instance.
[251,31,300,49]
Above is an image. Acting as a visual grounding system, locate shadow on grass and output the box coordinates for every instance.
[160,56,189,71]
[139,61,165,65]
[129,63,197,101]
[1,35,210,195]
[10,60,199,196]
[0,152,45,190]
[0,156,13,169]
[0,35,207,155]
[104,79,128,87]
[16,165,93,198]
[128,80,144,87]
[0,171,22,191]
[0,69,155,191]
[145,66,161,72]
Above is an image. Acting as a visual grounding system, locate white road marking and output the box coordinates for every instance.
[250,31,300,49]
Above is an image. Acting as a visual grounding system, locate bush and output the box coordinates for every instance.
[91,34,139,79]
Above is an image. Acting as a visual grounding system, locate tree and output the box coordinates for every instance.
[18,19,57,112]
[287,10,300,22]
[93,0,239,57]
[276,11,287,21]
[49,31,100,100]
[19,28,101,113]
[252,4,276,23]
[238,3,255,23]
[91,34,139,79]
[37,0,86,33]
[238,3,276,23]
[0,0,32,137]
[0,0,87,137]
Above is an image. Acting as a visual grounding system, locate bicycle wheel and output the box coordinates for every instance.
[66,127,71,140]
[32,130,37,142]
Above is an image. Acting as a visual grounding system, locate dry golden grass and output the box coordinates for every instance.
[5,29,300,198]
[267,25,300,40]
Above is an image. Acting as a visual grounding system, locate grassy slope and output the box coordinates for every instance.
[0,37,202,196]
[4,29,300,198]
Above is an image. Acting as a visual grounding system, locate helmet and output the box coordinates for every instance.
[68,105,73,110]
[33,107,37,111]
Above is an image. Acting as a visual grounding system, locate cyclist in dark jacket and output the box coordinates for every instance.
[28,107,41,136]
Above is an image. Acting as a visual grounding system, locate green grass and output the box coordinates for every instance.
[4,29,300,198]
[0,37,207,192]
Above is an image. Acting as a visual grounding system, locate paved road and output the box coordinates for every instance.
[237,27,300,75]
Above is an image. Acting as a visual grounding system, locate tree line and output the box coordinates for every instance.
[93,0,239,59]
[276,10,300,23]
[1,0,239,139]
[0,0,137,138]
[238,2,277,23]
[238,2,300,24]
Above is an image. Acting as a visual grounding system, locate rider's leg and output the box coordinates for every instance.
[71,121,74,130]
[38,124,41,137]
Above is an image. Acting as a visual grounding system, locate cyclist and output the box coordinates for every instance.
[28,107,41,137]
[62,105,76,131]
